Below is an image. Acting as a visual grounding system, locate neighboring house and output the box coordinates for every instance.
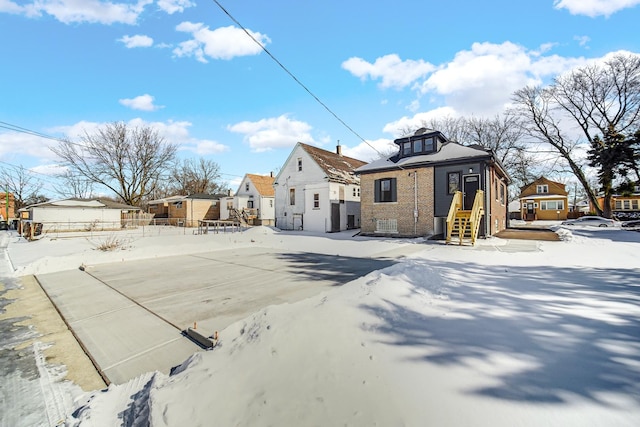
[590,185,640,220]
[18,198,141,235]
[0,192,16,222]
[356,128,510,239]
[273,143,366,232]
[519,177,569,221]
[147,193,224,227]
[222,173,275,226]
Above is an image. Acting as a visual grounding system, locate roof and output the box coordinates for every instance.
[147,194,225,205]
[519,176,568,197]
[21,198,140,210]
[299,143,367,184]
[246,174,275,197]
[356,141,494,173]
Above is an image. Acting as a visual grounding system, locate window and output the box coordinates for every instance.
[423,137,434,152]
[633,200,639,210]
[403,142,411,156]
[537,184,549,194]
[297,158,302,171]
[413,139,423,153]
[247,200,254,209]
[269,199,273,208]
[500,184,505,205]
[289,188,295,205]
[375,178,397,203]
[352,187,361,197]
[227,201,233,210]
[173,201,183,209]
[624,200,631,210]
[540,200,564,210]
[313,193,319,209]
[615,200,623,210]
[375,219,398,233]
[448,172,460,194]
[245,182,250,191]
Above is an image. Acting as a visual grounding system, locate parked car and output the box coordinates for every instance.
[561,216,618,227]
[0,220,8,230]
[621,219,640,228]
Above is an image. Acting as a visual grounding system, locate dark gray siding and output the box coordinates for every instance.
[434,162,483,217]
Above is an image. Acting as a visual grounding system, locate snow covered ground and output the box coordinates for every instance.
[1,224,639,426]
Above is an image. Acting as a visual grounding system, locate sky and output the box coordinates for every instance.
[1,0,640,196]
[2,223,639,426]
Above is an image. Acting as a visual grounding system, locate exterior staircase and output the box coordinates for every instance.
[228,208,249,226]
[446,190,484,245]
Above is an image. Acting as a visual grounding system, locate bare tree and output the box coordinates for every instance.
[404,114,537,199]
[51,122,177,207]
[168,158,229,196]
[53,170,95,199]
[0,165,45,212]
[512,53,640,217]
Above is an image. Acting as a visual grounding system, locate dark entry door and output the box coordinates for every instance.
[463,175,480,210]
[331,203,340,232]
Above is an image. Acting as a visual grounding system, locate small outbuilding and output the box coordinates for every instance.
[19,198,142,237]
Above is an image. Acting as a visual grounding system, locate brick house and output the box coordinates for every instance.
[519,177,569,221]
[0,192,16,222]
[356,128,510,238]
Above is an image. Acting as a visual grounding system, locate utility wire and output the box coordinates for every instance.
[210,0,384,158]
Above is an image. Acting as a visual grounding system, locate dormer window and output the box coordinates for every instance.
[396,132,440,159]
[537,184,549,194]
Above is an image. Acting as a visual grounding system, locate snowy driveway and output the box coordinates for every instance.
[35,246,397,384]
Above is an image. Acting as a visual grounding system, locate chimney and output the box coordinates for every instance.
[270,171,274,178]
[336,140,342,156]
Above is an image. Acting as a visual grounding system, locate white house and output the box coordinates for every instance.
[227,173,276,226]
[273,143,366,232]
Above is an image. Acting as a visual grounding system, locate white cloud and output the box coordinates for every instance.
[174,22,270,62]
[554,0,640,18]
[227,115,315,152]
[382,107,459,138]
[50,119,230,155]
[119,34,153,48]
[119,94,163,111]
[0,0,23,14]
[8,0,153,25]
[185,140,229,155]
[341,54,435,89]
[0,130,59,162]
[418,41,588,116]
[342,138,397,163]
[574,35,591,47]
[157,0,194,14]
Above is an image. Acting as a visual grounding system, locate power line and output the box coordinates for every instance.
[210,0,384,158]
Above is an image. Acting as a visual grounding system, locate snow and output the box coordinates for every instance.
[2,224,639,426]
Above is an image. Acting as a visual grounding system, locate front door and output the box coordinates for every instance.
[463,175,480,210]
[526,202,535,221]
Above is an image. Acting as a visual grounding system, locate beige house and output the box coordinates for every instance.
[147,193,223,227]
[519,177,568,221]
[356,128,510,240]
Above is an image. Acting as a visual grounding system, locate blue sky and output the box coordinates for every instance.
[1,0,639,196]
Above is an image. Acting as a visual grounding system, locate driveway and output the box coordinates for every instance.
[35,246,397,384]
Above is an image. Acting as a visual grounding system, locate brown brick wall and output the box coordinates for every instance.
[488,170,508,234]
[360,167,435,237]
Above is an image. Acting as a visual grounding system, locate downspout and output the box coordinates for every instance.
[414,171,418,235]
